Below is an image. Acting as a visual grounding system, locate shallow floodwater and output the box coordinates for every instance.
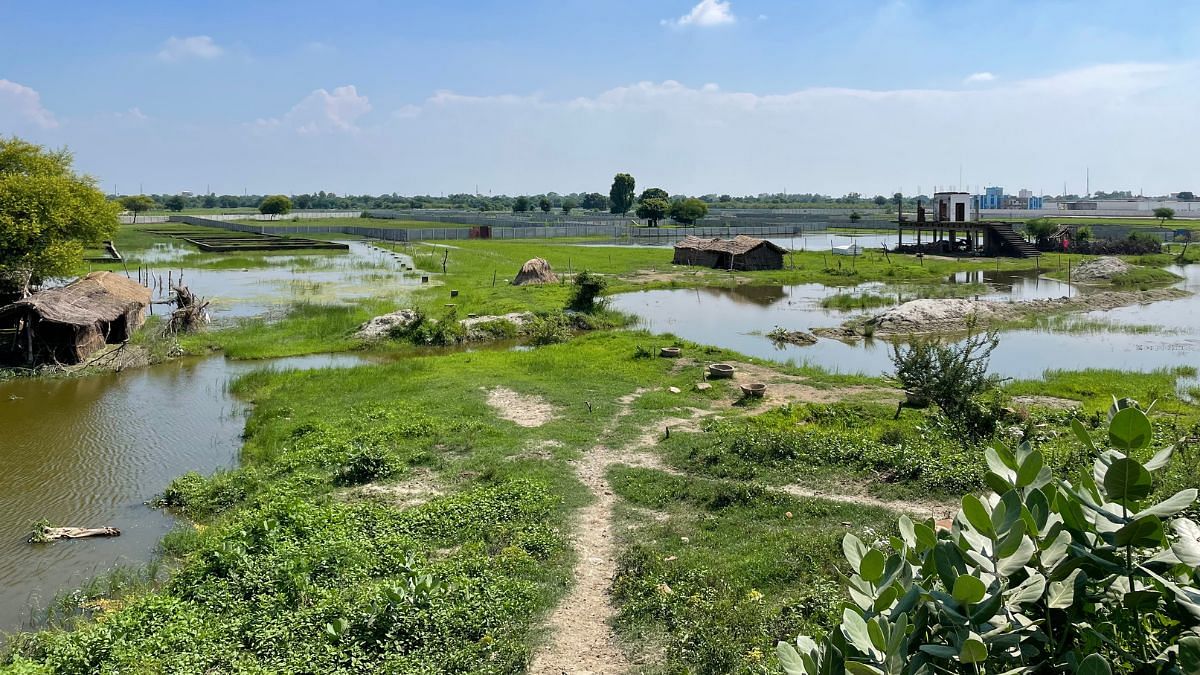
[0,351,370,634]
[609,265,1200,380]
[129,240,416,318]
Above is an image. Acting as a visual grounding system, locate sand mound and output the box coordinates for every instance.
[867,298,1003,333]
[1071,256,1132,281]
[355,309,419,339]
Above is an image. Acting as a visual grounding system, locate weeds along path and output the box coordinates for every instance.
[778,483,956,520]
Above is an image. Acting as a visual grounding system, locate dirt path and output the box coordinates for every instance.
[528,443,632,675]
[778,483,956,520]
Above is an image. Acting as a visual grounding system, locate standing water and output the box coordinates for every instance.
[0,354,370,633]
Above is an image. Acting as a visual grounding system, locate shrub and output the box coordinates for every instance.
[390,308,466,346]
[568,271,607,312]
[891,325,1003,445]
[778,401,1200,674]
[527,313,572,346]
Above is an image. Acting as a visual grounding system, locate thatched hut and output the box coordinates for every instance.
[0,271,151,364]
[672,235,786,271]
[513,258,558,285]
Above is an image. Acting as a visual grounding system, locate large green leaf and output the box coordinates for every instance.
[1016,450,1044,488]
[962,495,995,537]
[952,575,986,605]
[997,535,1037,577]
[1070,418,1097,451]
[1078,653,1112,675]
[1114,515,1164,548]
[1047,575,1077,609]
[1108,407,1152,451]
[1143,444,1175,471]
[844,663,884,675]
[777,642,813,675]
[959,634,988,664]
[841,608,876,657]
[1134,488,1198,520]
[1171,518,1200,567]
[843,534,868,570]
[1102,457,1153,503]
[1179,636,1200,675]
[860,549,886,583]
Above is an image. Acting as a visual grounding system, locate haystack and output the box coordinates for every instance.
[513,258,558,286]
[0,271,151,364]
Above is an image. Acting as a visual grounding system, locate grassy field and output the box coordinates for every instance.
[6,225,1199,670]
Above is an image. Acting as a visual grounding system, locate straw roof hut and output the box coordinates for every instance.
[513,257,558,286]
[0,271,152,364]
[672,235,786,271]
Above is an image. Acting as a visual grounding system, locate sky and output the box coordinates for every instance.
[2,0,1198,197]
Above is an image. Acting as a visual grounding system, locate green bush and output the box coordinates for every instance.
[567,270,607,312]
[527,313,572,346]
[778,400,1200,674]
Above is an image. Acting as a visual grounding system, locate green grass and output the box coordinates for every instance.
[178,300,396,359]
[610,467,894,673]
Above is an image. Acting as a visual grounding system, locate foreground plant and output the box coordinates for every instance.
[778,399,1200,674]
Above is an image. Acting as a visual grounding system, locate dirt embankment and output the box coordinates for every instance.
[815,287,1190,338]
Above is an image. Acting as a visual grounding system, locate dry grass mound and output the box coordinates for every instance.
[513,258,558,286]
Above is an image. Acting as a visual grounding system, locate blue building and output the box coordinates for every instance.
[973,186,1042,210]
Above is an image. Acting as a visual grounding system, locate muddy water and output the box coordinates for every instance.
[0,354,370,633]
[609,266,1200,379]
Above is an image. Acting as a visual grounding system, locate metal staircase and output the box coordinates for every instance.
[988,223,1040,258]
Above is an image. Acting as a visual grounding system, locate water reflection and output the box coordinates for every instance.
[0,353,372,633]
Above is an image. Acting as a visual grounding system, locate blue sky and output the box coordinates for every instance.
[2,1,1197,196]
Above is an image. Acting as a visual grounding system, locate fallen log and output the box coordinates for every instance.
[31,526,121,542]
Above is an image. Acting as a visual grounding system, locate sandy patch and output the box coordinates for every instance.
[1011,395,1081,410]
[779,482,955,520]
[345,472,442,508]
[727,361,899,406]
[486,387,559,427]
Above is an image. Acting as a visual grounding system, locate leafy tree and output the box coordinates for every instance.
[580,192,609,211]
[719,194,732,203]
[294,194,313,210]
[512,196,531,213]
[849,211,862,223]
[119,194,155,223]
[165,195,187,212]
[1154,207,1176,224]
[0,137,120,297]
[779,400,1200,675]
[668,198,708,225]
[609,173,636,215]
[873,195,888,206]
[1024,218,1057,244]
[538,196,551,213]
[891,325,1002,445]
[218,194,240,209]
[639,187,669,203]
[201,194,218,208]
[258,194,292,217]
[635,198,670,227]
[561,198,577,215]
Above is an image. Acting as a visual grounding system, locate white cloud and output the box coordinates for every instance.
[0,79,58,128]
[964,72,996,84]
[256,85,371,134]
[662,0,736,28]
[117,107,148,121]
[157,36,223,62]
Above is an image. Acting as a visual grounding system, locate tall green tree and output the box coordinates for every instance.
[561,198,577,215]
[512,196,531,212]
[165,195,187,212]
[538,196,551,213]
[1154,206,1175,224]
[580,192,608,211]
[609,173,636,215]
[119,195,155,223]
[635,198,670,227]
[668,197,708,225]
[0,137,119,297]
[639,187,669,203]
[258,194,292,217]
